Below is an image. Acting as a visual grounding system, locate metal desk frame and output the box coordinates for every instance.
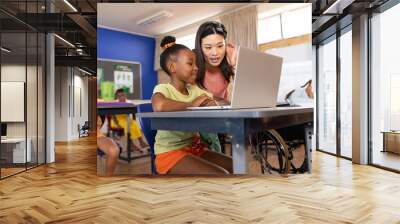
[137,107,314,174]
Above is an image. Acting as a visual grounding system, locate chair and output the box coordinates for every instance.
[136,103,157,174]
[218,134,231,155]
[106,115,124,138]
[78,121,90,138]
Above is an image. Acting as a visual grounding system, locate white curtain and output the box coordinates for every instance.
[154,36,162,71]
[154,37,171,83]
[220,5,258,50]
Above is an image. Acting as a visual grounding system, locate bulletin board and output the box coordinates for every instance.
[97,59,141,100]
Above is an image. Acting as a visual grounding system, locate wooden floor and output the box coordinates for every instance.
[1,136,400,223]
[372,150,400,171]
[1,167,26,178]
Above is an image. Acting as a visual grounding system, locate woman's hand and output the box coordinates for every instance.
[216,99,230,106]
[226,43,237,67]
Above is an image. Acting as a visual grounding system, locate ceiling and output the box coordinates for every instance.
[1,0,396,74]
[1,32,44,65]
[97,3,248,36]
[0,0,98,73]
[311,0,391,44]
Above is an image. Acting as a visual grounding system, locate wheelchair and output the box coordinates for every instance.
[250,125,308,174]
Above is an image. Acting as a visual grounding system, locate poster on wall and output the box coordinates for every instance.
[114,64,134,94]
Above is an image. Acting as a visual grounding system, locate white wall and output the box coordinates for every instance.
[267,43,313,102]
[55,67,69,141]
[1,65,26,139]
[71,73,89,138]
[1,65,26,81]
[1,65,40,138]
[1,64,46,164]
[54,67,89,141]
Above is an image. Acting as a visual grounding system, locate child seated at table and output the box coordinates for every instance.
[160,37,222,154]
[151,38,232,174]
[97,115,120,176]
[111,89,149,152]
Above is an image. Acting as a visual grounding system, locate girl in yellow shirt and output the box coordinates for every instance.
[151,37,232,174]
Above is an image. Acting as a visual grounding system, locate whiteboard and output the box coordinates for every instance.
[1,82,25,122]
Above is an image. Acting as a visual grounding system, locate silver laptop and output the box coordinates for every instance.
[188,46,283,110]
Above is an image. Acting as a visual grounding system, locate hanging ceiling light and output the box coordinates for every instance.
[1,47,11,53]
[137,10,173,26]
[54,34,75,48]
[78,67,92,76]
[323,0,355,14]
[63,0,78,12]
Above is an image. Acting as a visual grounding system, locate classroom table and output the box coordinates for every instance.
[137,107,314,174]
[97,102,137,116]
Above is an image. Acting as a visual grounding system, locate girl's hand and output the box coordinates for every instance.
[204,99,218,106]
[191,94,213,107]
[226,43,237,67]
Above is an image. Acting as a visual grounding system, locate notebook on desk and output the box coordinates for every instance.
[187,46,283,110]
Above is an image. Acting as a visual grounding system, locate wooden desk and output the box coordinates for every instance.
[137,107,313,174]
[382,131,400,154]
[1,138,32,166]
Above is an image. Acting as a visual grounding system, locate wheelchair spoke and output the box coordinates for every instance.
[251,129,305,175]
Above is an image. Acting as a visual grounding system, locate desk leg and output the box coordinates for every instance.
[231,121,247,174]
[127,133,132,163]
[304,122,313,173]
[127,115,132,163]
[382,133,386,152]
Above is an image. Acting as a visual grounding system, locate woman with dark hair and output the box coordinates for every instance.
[193,21,238,155]
[194,21,237,102]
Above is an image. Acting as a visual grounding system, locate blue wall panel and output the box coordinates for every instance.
[97,28,157,99]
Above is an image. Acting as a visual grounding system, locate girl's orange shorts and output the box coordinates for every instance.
[155,139,207,174]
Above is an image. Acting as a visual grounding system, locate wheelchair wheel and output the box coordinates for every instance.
[253,130,290,174]
[286,140,307,173]
[253,130,308,174]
